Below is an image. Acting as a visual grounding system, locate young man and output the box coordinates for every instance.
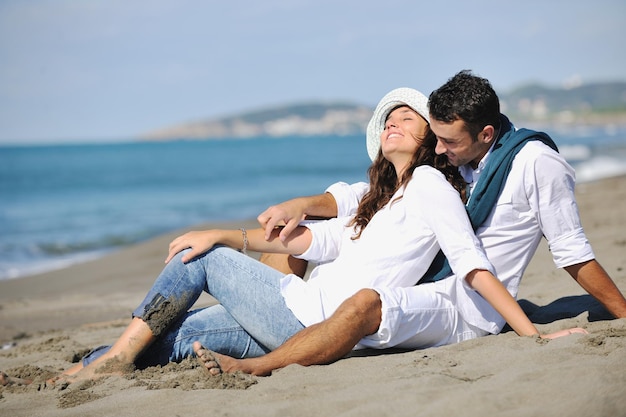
[194,70,626,376]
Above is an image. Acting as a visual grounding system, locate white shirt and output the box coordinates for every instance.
[279,165,493,327]
[329,140,595,333]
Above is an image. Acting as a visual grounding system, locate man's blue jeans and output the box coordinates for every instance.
[83,246,305,366]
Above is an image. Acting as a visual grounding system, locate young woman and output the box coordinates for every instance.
[29,88,582,384]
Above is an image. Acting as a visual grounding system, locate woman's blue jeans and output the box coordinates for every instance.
[83,246,305,367]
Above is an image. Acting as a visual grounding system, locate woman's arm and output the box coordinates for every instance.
[257,193,338,241]
[465,269,588,339]
[165,226,312,264]
[256,182,368,242]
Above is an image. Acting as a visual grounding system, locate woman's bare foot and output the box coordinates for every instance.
[50,353,135,387]
[1,371,32,386]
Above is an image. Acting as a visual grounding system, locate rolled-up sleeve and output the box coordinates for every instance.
[293,217,350,264]
[326,182,369,218]
[524,148,595,268]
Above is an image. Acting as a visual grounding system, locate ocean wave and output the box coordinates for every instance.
[37,234,144,255]
[572,156,626,183]
[560,145,592,161]
[0,250,110,280]
[0,232,162,280]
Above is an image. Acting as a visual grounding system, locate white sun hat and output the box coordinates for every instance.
[365,87,430,161]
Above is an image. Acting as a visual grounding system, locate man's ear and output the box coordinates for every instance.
[480,125,496,144]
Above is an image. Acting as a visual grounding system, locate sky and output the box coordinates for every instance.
[1,0,625,144]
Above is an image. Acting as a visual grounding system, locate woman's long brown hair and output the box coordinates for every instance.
[349,125,466,239]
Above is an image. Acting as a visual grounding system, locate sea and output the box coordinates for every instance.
[2,127,626,281]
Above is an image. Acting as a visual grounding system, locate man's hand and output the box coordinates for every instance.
[257,198,307,242]
[258,193,338,242]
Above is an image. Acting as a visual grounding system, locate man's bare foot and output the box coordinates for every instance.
[193,341,263,376]
[193,341,226,375]
[1,371,32,386]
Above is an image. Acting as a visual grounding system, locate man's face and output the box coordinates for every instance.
[430,118,490,168]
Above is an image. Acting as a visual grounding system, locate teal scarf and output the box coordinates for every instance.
[418,115,558,284]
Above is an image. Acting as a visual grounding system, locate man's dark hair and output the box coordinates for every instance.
[428,70,501,140]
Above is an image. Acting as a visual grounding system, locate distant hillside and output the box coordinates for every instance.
[501,81,626,125]
[141,102,373,141]
[140,81,626,141]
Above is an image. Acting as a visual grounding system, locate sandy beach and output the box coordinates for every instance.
[1,175,625,417]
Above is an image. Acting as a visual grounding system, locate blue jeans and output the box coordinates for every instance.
[83,246,305,366]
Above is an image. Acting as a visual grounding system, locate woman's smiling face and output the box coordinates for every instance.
[380,105,428,172]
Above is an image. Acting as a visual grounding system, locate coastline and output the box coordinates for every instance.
[1,176,625,416]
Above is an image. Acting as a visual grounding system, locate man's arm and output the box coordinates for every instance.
[258,181,369,242]
[565,259,626,318]
[257,193,338,241]
[523,147,626,319]
[257,182,367,276]
[256,192,338,277]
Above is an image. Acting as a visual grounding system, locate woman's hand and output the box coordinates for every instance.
[165,230,221,264]
[540,327,588,340]
[257,193,337,242]
[257,199,307,241]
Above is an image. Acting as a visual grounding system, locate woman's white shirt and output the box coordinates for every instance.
[279,165,493,327]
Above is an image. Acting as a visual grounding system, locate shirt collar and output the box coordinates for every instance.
[460,143,494,185]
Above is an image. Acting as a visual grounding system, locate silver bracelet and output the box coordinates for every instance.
[239,227,248,255]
